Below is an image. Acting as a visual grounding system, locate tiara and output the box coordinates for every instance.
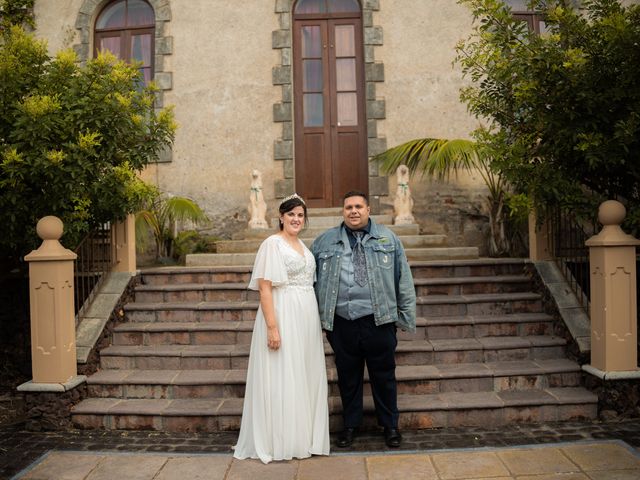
[280,193,305,205]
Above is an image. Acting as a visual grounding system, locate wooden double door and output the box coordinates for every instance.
[293,16,368,207]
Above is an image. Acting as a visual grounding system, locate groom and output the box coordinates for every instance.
[311,191,416,448]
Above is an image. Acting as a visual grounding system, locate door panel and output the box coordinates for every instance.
[293,15,367,207]
[300,133,327,201]
[332,131,360,203]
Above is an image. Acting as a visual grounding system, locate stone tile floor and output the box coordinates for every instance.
[9,440,640,480]
[1,419,639,479]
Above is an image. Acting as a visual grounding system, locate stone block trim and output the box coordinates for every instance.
[364,0,380,10]
[282,121,293,141]
[283,159,294,179]
[275,178,294,198]
[272,65,291,85]
[366,62,385,82]
[272,30,291,48]
[273,103,292,122]
[282,84,292,103]
[367,99,386,119]
[154,72,172,91]
[274,140,293,160]
[271,1,389,203]
[364,26,383,45]
[368,137,387,156]
[275,0,291,13]
[74,0,174,163]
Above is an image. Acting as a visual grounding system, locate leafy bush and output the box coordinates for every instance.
[456,0,640,231]
[0,25,176,263]
[172,230,218,259]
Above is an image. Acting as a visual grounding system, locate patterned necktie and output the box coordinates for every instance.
[353,231,367,286]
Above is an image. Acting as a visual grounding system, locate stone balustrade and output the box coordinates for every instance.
[584,200,639,375]
[18,215,136,394]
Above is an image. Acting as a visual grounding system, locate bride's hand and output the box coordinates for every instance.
[267,326,281,351]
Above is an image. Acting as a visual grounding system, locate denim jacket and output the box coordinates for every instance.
[311,219,416,332]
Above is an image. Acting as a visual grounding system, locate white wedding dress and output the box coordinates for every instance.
[233,234,330,464]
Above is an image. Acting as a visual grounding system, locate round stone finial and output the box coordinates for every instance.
[36,216,64,241]
[598,200,626,226]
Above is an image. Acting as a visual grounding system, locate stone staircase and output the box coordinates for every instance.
[186,210,478,266]
[71,210,597,432]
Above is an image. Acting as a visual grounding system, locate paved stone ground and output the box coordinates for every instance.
[1,419,639,479]
[8,440,640,480]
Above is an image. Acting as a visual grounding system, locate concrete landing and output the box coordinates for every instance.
[12,440,640,479]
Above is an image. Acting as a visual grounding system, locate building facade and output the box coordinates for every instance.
[34,0,497,249]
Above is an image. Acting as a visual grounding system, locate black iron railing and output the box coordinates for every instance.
[74,222,114,321]
[548,207,597,312]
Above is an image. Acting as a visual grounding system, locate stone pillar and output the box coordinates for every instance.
[112,214,136,273]
[585,200,639,372]
[23,216,78,384]
[528,211,552,261]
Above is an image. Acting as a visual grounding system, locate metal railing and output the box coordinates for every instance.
[548,206,598,311]
[74,222,114,322]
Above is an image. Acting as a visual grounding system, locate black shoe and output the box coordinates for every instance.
[384,427,402,448]
[337,427,356,448]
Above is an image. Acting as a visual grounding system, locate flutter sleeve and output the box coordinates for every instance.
[248,236,288,290]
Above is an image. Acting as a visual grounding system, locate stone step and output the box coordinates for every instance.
[139,267,253,286]
[413,313,554,340]
[71,387,597,431]
[123,301,260,323]
[395,235,448,248]
[185,246,478,267]
[133,275,532,303]
[112,313,554,347]
[269,214,394,229]
[416,292,542,317]
[411,258,529,278]
[138,259,529,287]
[215,234,449,254]
[76,249,596,433]
[99,336,566,370]
[405,247,479,261]
[134,283,260,303]
[86,359,583,400]
[112,321,255,346]
[122,293,542,322]
[307,207,343,217]
[232,223,421,240]
[415,275,531,296]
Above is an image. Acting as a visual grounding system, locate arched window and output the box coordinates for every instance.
[295,0,360,15]
[94,0,155,84]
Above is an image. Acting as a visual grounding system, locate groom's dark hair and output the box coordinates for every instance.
[343,191,369,205]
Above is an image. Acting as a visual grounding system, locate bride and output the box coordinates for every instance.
[233,194,330,463]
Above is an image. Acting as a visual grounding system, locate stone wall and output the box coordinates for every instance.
[33,0,489,247]
[23,385,88,431]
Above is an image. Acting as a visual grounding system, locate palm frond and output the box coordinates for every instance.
[135,195,208,258]
[135,210,160,253]
[163,196,208,224]
[374,138,480,180]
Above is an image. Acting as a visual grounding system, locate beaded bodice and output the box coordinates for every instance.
[275,236,315,288]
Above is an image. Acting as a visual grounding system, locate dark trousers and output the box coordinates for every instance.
[326,314,399,429]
